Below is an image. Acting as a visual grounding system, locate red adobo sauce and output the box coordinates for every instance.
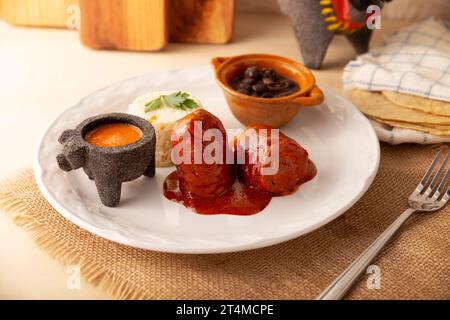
[164,172,272,215]
[163,109,317,216]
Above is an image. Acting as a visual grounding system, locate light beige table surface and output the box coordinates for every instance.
[0,13,411,299]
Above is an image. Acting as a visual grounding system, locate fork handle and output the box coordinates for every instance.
[316,208,416,300]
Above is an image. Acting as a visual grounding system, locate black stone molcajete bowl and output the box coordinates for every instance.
[56,113,156,207]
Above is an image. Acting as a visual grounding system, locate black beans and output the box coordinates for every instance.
[230,66,299,98]
[245,66,260,79]
[262,77,274,86]
[237,88,250,95]
[252,83,266,93]
[263,68,276,79]
[242,77,256,85]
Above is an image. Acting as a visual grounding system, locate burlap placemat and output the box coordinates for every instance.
[1,143,450,299]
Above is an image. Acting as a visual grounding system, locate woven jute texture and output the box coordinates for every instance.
[1,143,450,299]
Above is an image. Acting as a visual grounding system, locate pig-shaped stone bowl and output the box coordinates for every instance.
[56,113,156,207]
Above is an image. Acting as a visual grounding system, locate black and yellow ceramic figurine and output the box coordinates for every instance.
[278,0,391,69]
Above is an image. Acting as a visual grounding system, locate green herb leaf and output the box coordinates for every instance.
[144,97,162,112]
[183,98,199,109]
[179,91,190,99]
[144,91,199,113]
[163,92,186,109]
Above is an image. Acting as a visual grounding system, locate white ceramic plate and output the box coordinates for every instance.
[34,67,380,254]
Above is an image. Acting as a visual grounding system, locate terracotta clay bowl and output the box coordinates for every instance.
[212,53,324,128]
[56,113,156,207]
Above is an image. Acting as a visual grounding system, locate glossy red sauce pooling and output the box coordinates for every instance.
[163,109,317,216]
[163,171,272,215]
[163,160,316,216]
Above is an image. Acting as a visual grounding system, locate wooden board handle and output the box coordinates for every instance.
[0,0,78,28]
[79,0,168,51]
[169,0,235,44]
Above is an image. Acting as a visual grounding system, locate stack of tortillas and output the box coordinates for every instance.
[351,90,450,136]
[343,18,450,144]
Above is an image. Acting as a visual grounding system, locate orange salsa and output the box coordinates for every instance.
[85,123,142,147]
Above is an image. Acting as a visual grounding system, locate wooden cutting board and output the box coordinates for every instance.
[169,0,235,44]
[79,0,168,51]
[0,0,78,27]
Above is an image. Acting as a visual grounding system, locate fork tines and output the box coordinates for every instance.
[417,150,450,201]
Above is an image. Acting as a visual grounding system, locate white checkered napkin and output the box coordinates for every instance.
[343,18,450,144]
[370,120,450,145]
[343,18,450,102]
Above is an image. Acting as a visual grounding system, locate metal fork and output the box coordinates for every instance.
[317,150,450,300]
